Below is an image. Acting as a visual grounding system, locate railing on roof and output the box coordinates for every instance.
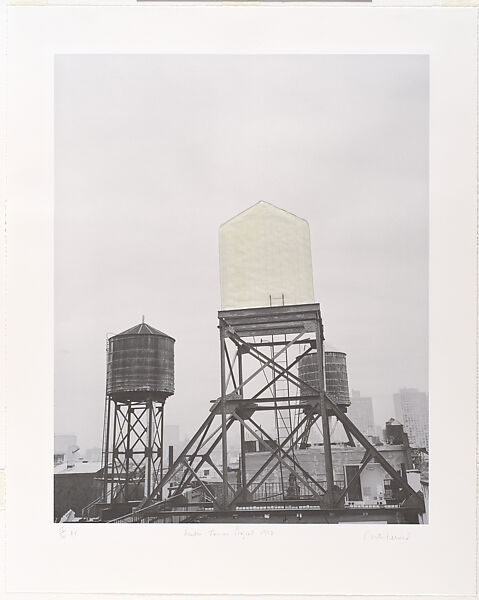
[102,476,404,523]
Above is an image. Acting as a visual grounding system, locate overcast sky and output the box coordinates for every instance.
[55,54,428,451]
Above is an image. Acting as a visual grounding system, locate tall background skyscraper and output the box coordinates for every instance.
[347,390,376,437]
[393,388,429,449]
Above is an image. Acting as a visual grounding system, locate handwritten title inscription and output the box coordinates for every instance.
[184,527,275,540]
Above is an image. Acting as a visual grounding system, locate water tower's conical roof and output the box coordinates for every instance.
[220,201,308,228]
[113,322,175,340]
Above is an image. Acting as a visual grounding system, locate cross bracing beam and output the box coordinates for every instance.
[181,460,222,510]
[246,415,326,494]
[233,412,322,501]
[225,335,422,506]
[104,398,165,504]
[251,344,314,400]
[141,409,217,505]
[226,405,319,507]
[173,417,235,497]
[224,328,306,398]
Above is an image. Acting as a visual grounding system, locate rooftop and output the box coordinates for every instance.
[54,461,103,475]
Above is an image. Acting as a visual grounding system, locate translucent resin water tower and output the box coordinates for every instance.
[219,201,315,310]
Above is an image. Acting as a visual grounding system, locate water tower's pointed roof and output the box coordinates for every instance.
[113,322,175,340]
[220,201,308,228]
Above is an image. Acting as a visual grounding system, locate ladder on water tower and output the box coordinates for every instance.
[269,294,297,498]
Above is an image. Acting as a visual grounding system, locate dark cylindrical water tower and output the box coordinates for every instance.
[324,351,350,408]
[297,351,350,410]
[102,321,175,507]
[297,353,321,398]
[107,323,175,397]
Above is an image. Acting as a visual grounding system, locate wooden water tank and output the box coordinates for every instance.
[106,322,175,397]
[297,351,350,408]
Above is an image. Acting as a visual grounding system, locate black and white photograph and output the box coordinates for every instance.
[54,54,429,525]
[4,6,478,599]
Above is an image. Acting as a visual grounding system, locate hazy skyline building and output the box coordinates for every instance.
[347,390,375,437]
[393,388,428,449]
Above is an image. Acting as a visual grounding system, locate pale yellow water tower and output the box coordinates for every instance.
[219,201,315,310]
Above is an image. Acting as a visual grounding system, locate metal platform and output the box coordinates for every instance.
[109,504,421,524]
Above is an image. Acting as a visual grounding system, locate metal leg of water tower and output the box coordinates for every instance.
[238,350,248,501]
[102,395,111,502]
[147,399,163,502]
[159,401,164,500]
[110,398,118,502]
[146,399,153,499]
[220,321,229,509]
[124,403,132,501]
[316,318,334,499]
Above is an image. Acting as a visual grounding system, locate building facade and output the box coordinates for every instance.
[54,461,103,521]
[245,444,411,504]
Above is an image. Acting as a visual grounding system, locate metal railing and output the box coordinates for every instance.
[103,475,404,522]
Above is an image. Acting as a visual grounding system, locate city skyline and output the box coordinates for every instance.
[56,384,428,453]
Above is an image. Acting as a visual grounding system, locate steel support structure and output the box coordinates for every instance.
[137,304,423,518]
[103,393,165,503]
